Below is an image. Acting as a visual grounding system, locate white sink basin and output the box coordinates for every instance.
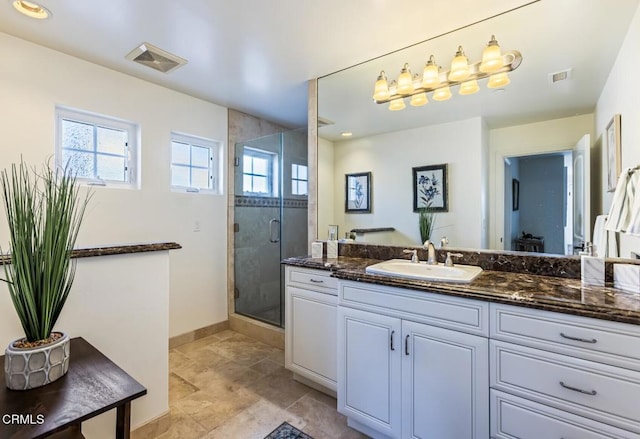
[365,259,483,283]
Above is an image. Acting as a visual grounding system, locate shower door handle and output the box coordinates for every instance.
[269,219,280,243]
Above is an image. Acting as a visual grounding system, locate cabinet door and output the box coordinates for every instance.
[338,306,402,439]
[402,320,488,439]
[286,286,337,390]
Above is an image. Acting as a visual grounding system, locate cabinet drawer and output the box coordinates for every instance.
[339,280,488,336]
[287,267,338,293]
[491,340,640,433]
[490,390,637,439]
[491,304,640,371]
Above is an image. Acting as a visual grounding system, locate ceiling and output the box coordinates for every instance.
[318,0,640,141]
[0,0,535,128]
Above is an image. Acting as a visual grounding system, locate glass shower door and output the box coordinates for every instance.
[234,133,284,326]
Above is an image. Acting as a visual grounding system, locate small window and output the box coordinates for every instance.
[291,163,308,196]
[243,147,277,196]
[56,106,138,188]
[171,132,221,193]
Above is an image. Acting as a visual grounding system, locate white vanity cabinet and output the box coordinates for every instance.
[284,266,338,392]
[337,280,489,439]
[490,303,640,438]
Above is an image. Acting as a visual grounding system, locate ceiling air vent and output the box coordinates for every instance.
[318,117,335,128]
[548,68,573,84]
[125,42,187,74]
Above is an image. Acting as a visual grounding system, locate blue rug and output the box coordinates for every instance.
[264,422,313,439]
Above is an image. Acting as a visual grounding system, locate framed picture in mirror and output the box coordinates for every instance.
[606,114,622,192]
[345,172,371,213]
[413,164,448,212]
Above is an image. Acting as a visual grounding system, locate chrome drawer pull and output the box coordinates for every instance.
[560,332,597,344]
[559,381,597,395]
[390,330,395,351]
[309,278,324,283]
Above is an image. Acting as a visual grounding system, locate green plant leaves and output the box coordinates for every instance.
[1,160,89,342]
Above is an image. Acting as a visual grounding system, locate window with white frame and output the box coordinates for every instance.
[242,147,277,196]
[291,163,308,196]
[56,106,138,187]
[171,133,220,193]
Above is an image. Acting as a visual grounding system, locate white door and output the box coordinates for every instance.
[572,134,591,252]
[401,320,489,439]
[286,287,337,390]
[337,306,402,438]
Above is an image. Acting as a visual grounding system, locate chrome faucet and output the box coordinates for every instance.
[422,241,437,265]
[444,252,464,267]
[403,249,419,263]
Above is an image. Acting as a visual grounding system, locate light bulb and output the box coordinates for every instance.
[448,46,470,82]
[459,79,479,95]
[388,99,406,111]
[410,93,428,106]
[432,86,452,101]
[373,71,390,101]
[422,55,440,89]
[488,72,510,88]
[397,63,414,95]
[480,35,503,73]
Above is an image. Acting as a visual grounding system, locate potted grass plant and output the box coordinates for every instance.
[418,203,436,244]
[2,160,89,390]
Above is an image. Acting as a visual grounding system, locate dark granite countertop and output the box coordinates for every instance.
[283,256,640,325]
[0,242,181,265]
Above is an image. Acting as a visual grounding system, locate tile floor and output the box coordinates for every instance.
[146,329,368,439]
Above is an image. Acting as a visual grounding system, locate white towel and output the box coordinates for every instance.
[606,167,640,236]
[592,214,608,257]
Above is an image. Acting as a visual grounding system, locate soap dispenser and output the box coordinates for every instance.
[581,242,604,287]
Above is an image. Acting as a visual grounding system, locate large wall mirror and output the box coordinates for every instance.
[315,0,640,259]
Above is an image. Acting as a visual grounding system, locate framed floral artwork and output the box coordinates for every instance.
[412,164,448,212]
[345,172,371,213]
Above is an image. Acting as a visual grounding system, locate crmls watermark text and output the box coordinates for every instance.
[2,414,45,425]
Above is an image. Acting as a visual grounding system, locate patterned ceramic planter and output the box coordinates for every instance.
[4,332,70,390]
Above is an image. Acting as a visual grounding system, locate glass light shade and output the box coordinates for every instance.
[397,64,414,95]
[487,72,510,88]
[459,79,480,95]
[432,86,452,101]
[422,56,440,89]
[448,46,470,82]
[410,92,428,106]
[479,36,503,73]
[388,99,406,111]
[373,71,390,101]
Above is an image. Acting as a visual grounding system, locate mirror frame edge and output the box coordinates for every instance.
[308,78,319,254]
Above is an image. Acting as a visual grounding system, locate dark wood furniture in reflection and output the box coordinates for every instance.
[0,337,146,439]
[515,237,545,253]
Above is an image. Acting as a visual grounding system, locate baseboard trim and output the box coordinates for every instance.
[229,313,284,349]
[169,320,230,349]
[131,410,171,439]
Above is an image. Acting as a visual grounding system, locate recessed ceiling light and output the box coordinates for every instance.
[11,1,51,19]
[341,132,353,137]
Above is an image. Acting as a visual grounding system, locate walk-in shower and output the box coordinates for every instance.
[233,128,308,327]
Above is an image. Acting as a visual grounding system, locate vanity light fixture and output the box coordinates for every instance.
[372,35,522,110]
[11,0,51,19]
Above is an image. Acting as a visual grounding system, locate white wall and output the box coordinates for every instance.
[317,137,335,239]
[331,117,485,248]
[0,32,228,338]
[0,251,171,438]
[595,2,640,258]
[488,114,595,249]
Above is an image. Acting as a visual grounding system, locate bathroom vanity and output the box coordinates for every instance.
[283,253,640,439]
